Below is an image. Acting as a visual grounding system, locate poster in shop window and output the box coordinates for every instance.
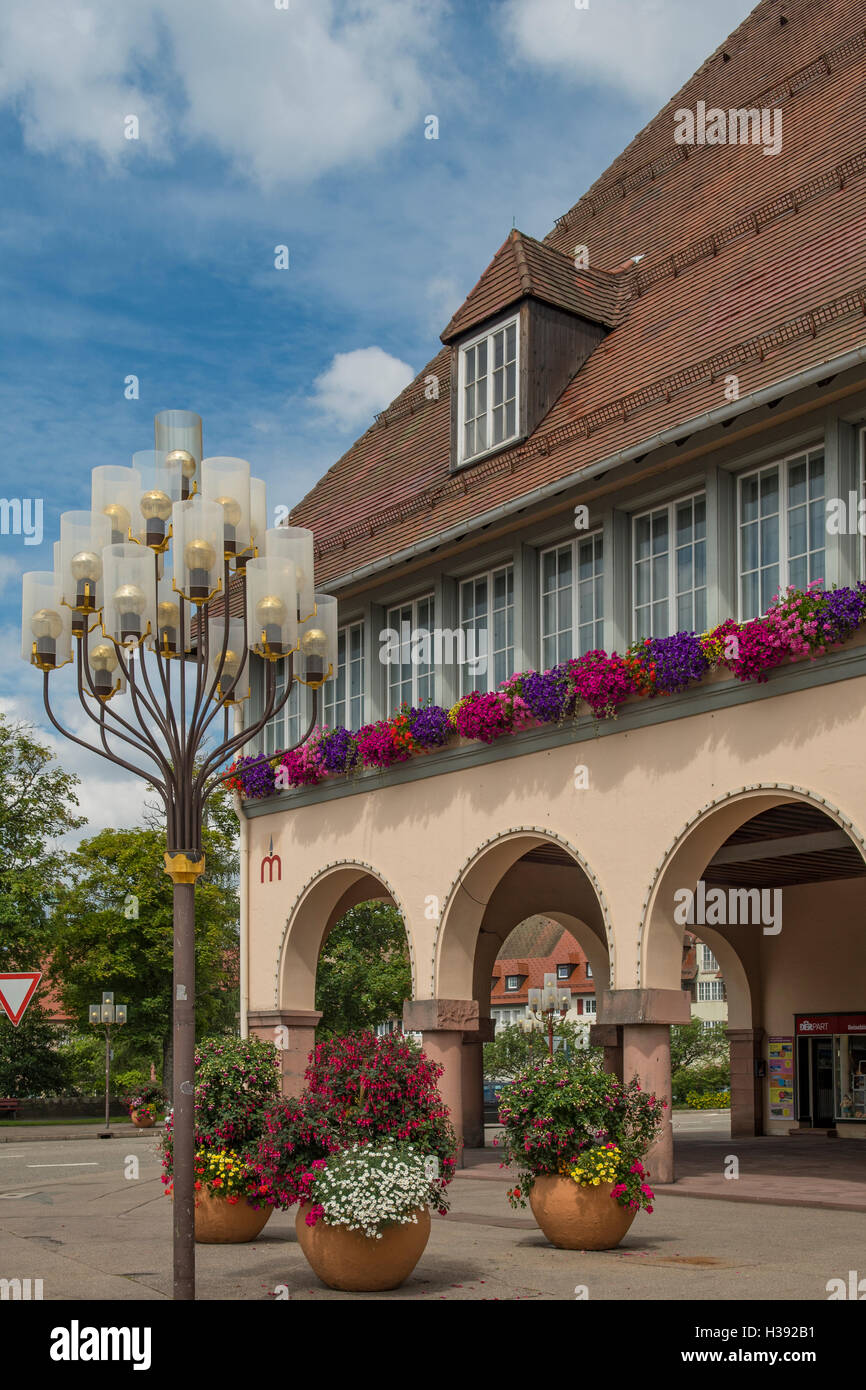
[768,1036,794,1117]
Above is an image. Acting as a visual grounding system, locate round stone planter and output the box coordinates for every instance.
[295,1205,430,1291]
[193,1189,272,1244]
[529,1175,636,1250]
[130,1110,155,1129]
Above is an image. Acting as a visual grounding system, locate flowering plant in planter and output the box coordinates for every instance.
[497,1052,663,1214]
[193,1147,270,1204]
[160,1035,282,1199]
[126,1083,165,1120]
[253,1031,457,1213]
[301,1142,435,1239]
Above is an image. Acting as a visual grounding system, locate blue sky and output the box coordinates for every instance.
[0,0,755,833]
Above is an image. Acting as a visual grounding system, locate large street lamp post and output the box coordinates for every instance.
[89,992,127,1137]
[22,411,337,1301]
[521,974,573,1058]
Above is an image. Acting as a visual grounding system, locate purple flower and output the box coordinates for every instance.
[319,726,359,773]
[408,704,451,747]
[229,754,276,799]
[642,632,709,694]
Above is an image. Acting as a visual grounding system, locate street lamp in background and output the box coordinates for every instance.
[21,410,338,1301]
[89,992,127,1137]
[522,973,572,1058]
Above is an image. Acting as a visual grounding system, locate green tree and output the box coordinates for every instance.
[0,1005,71,1097]
[0,715,84,971]
[483,1020,591,1080]
[315,902,411,1039]
[671,1019,730,1101]
[49,791,239,1090]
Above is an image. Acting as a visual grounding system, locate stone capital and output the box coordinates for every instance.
[598,988,692,1026]
[247,1009,322,1031]
[403,998,480,1033]
[589,1023,623,1048]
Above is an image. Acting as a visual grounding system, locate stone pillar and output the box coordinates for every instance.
[727,1027,764,1138]
[404,998,482,1168]
[622,1023,675,1185]
[599,988,691,1186]
[589,1022,623,1078]
[247,1008,322,1098]
[461,1019,496,1150]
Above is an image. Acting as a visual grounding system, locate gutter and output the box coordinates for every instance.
[324,345,866,592]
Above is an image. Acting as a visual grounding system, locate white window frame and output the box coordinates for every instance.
[540,531,605,666]
[324,620,365,731]
[585,962,593,978]
[697,980,725,1002]
[583,997,597,1016]
[459,563,514,695]
[632,491,707,640]
[263,663,310,756]
[737,447,826,620]
[700,945,719,972]
[505,975,520,992]
[457,314,520,467]
[556,964,570,980]
[385,594,435,712]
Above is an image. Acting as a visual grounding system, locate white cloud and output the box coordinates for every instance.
[309,347,414,430]
[0,556,23,599]
[0,0,440,186]
[501,0,754,103]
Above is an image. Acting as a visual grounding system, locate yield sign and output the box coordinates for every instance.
[0,974,42,1026]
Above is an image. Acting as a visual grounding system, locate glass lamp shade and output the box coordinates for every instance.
[264,526,315,621]
[201,456,252,560]
[133,450,183,550]
[246,555,298,660]
[154,410,202,499]
[249,478,267,560]
[21,571,72,670]
[59,510,113,622]
[102,544,156,647]
[172,496,225,604]
[527,987,542,1011]
[91,466,142,545]
[85,636,126,701]
[148,576,190,658]
[557,990,572,1012]
[209,617,247,699]
[541,973,558,1010]
[299,593,337,684]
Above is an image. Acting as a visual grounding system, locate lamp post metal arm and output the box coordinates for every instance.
[77,639,175,788]
[199,676,319,807]
[193,653,288,791]
[42,671,168,800]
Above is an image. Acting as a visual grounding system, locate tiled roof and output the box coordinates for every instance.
[292,0,866,588]
[498,914,565,959]
[440,229,629,342]
[491,926,594,1006]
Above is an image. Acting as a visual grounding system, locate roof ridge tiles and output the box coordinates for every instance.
[547,23,866,239]
[312,278,866,560]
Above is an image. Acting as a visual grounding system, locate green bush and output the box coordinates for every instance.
[685,1090,730,1110]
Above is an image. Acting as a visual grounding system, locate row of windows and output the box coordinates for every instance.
[263,445,835,747]
[501,963,593,990]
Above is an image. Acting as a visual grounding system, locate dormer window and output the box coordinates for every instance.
[458,316,519,466]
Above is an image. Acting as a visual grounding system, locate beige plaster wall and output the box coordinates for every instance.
[244,670,866,1023]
